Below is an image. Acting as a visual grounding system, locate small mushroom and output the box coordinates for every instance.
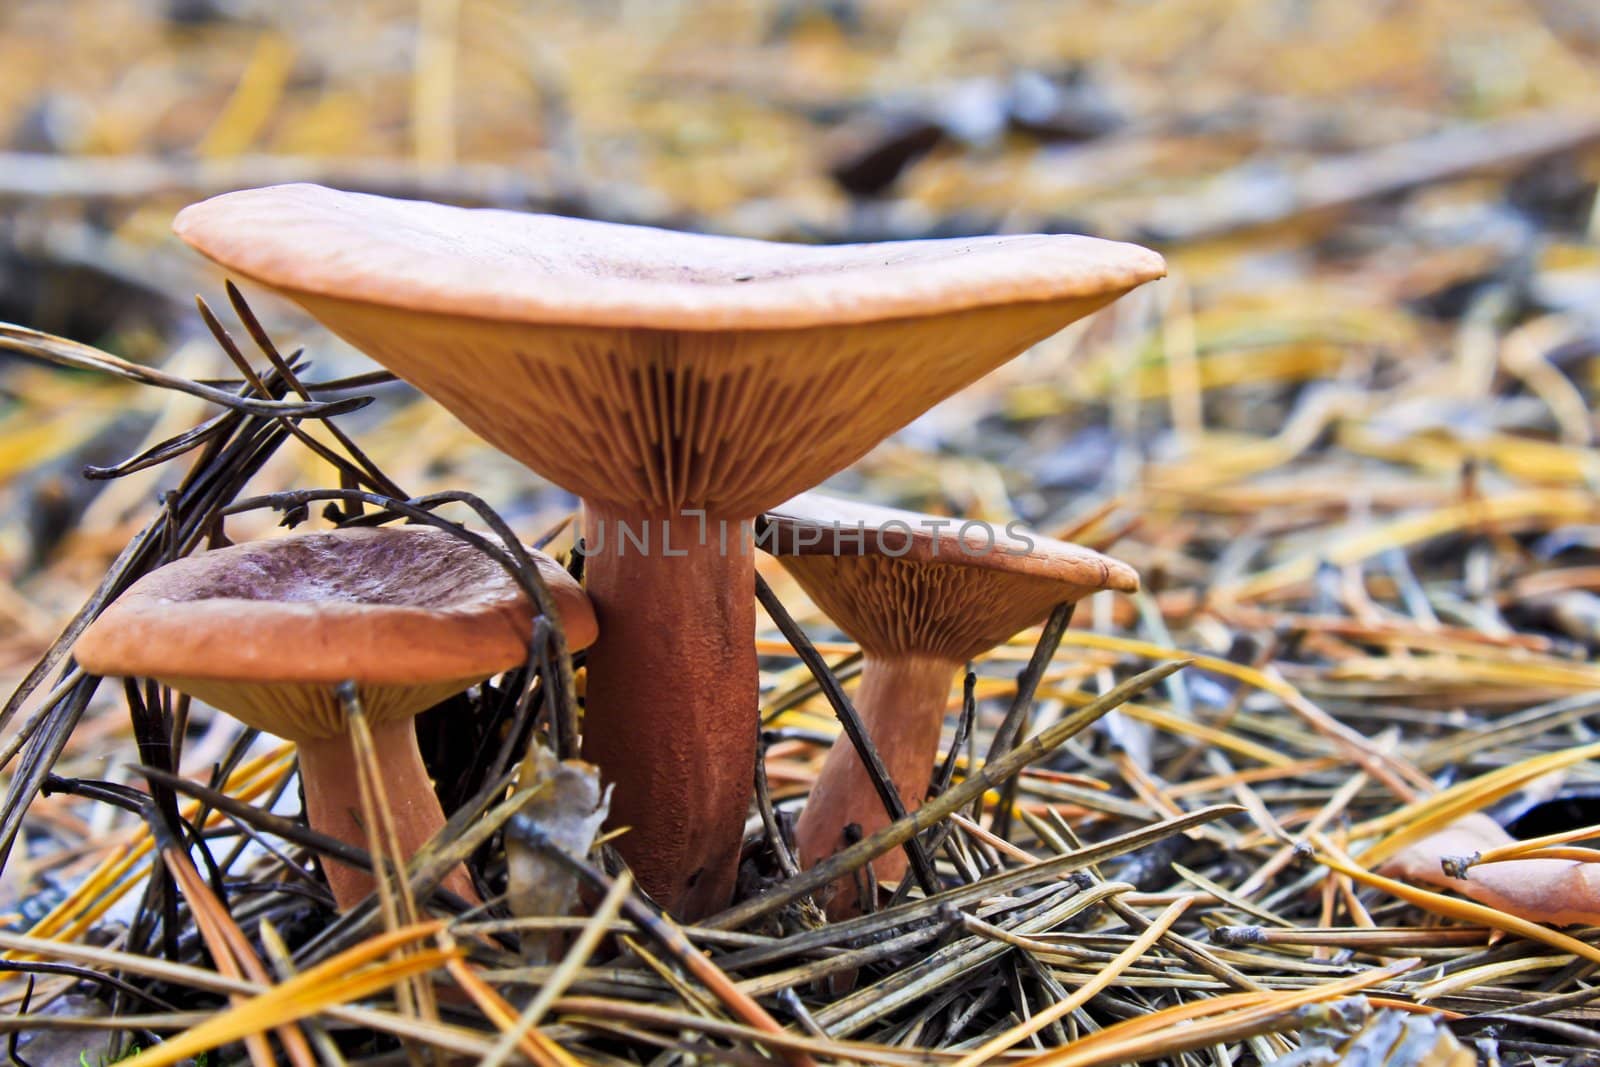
[73,526,597,910]
[761,492,1137,914]
[174,183,1164,916]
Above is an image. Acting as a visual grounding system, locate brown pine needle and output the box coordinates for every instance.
[477,870,635,1067]
[160,845,303,1067]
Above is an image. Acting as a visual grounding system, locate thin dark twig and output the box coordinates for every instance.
[0,322,371,418]
[132,765,374,873]
[755,725,801,880]
[981,600,1076,840]
[224,281,409,499]
[224,486,582,755]
[931,670,977,799]
[6,975,34,1067]
[755,573,939,896]
[0,962,183,1014]
[195,297,403,498]
[40,774,148,812]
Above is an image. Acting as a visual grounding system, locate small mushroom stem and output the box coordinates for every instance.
[297,720,479,910]
[795,652,961,916]
[579,505,759,919]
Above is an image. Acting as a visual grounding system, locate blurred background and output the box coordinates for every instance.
[3,0,1600,840]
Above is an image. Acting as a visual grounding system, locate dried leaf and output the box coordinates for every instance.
[505,742,610,961]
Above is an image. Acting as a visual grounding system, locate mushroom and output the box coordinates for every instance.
[173,183,1164,916]
[760,492,1137,915]
[73,526,597,910]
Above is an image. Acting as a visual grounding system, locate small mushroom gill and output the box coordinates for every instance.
[782,553,1083,661]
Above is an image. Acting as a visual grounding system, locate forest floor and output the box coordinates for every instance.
[2,1,1600,1063]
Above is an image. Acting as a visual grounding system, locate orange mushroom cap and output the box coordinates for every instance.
[760,492,1137,662]
[174,184,1165,518]
[174,183,1165,332]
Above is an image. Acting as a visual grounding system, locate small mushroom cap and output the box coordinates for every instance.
[174,185,1164,516]
[761,492,1139,589]
[75,526,596,690]
[175,184,1165,332]
[759,492,1137,662]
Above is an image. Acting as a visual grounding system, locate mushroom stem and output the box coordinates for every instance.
[298,721,479,910]
[795,653,961,915]
[579,506,759,919]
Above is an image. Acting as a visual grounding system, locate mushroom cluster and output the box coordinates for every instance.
[80,185,1161,919]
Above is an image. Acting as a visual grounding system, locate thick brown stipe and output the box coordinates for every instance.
[579,508,758,917]
[175,184,1164,917]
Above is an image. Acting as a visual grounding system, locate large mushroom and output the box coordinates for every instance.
[74,526,597,910]
[173,183,1164,916]
[761,492,1137,915]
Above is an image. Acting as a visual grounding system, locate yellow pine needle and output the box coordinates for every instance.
[1413,956,1569,1002]
[1013,988,1276,1049]
[1229,489,1600,601]
[1313,836,1600,966]
[1326,653,1600,691]
[1051,631,1427,798]
[638,916,816,1067]
[345,698,440,1035]
[953,896,1193,1067]
[1342,424,1600,485]
[626,935,722,1016]
[1166,757,1344,798]
[195,34,295,158]
[413,0,461,164]
[477,870,634,1067]
[754,637,854,657]
[0,409,117,480]
[122,923,455,1067]
[1356,738,1600,866]
[1044,688,1292,767]
[1484,846,1600,864]
[443,953,578,1067]
[1014,956,1419,1067]
[9,746,294,959]
[1476,822,1600,862]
